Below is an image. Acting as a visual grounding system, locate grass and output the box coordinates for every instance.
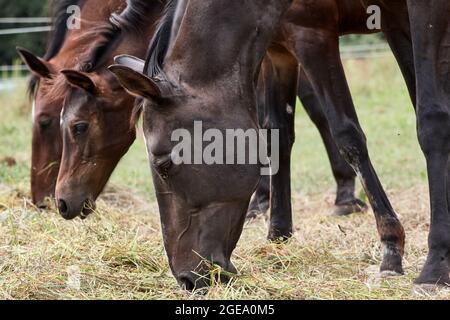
[0,53,448,300]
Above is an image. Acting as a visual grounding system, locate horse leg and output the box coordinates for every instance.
[298,67,367,216]
[247,175,270,219]
[381,1,416,108]
[291,28,405,273]
[406,0,450,285]
[258,45,298,241]
[247,56,274,220]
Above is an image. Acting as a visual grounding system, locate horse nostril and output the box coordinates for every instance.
[58,199,68,215]
[179,274,196,291]
[36,202,47,210]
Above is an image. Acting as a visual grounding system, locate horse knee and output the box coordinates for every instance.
[333,123,368,166]
[417,109,450,157]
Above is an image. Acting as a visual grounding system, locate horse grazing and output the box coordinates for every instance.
[110,0,293,289]
[17,0,88,209]
[55,1,165,219]
[21,0,365,221]
[18,0,132,208]
[18,0,165,217]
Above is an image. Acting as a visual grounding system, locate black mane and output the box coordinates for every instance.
[83,0,164,73]
[144,0,178,77]
[28,0,84,97]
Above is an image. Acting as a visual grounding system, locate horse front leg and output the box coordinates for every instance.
[292,27,405,274]
[381,0,416,108]
[407,0,450,286]
[255,46,298,241]
[298,68,367,216]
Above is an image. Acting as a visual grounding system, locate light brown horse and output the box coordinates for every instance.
[19,0,166,216]
[18,0,129,208]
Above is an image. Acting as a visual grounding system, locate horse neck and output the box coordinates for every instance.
[165,0,292,89]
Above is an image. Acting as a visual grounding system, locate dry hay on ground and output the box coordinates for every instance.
[0,184,449,300]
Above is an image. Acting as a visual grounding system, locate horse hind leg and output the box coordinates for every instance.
[298,68,367,216]
[293,28,405,274]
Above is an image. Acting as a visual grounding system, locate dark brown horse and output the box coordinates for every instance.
[254,0,415,275]
[110,0,293,289]
[405,0,450,286]
[265,0,450,285]
[109,0,426,288]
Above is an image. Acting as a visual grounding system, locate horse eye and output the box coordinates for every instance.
[153,155,173,179]
[38,117,52,129]
[72,122,89,136]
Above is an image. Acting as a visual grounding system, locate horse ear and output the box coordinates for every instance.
[61,70,97,94]
[108,65,162,100]
[17,47,53,79]
[113,55,145,73]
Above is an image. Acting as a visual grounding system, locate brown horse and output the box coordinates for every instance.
[18,0,88,208]
[18,0,131,208]
[18,0,166,216]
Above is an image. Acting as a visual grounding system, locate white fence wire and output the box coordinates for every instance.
[0,26,52,35]
[0,17,392,78]
[0,17,52,24]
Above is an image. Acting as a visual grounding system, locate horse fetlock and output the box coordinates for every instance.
[380,240,404,274]
[268,223,293,243]
[333,198,368,216]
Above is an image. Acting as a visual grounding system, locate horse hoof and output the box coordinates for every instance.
[267,230,292,243]
[333,199,368,216]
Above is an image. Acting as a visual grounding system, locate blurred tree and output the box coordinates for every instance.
[0,0,50,65]
[340,33,385,46]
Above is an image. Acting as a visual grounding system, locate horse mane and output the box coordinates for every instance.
[127,0,178,128]
[28,0,164,98]
[28,0,84,98]
[81,0,163,73]
[144,0,178,77]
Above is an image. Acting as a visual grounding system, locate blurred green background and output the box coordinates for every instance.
[0,0,49,65]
